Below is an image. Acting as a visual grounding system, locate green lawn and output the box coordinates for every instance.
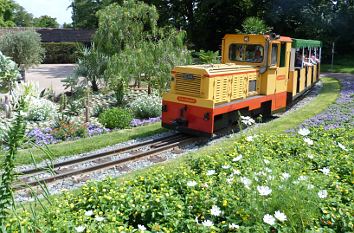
[0,122,165,167]
[321,54,354,73]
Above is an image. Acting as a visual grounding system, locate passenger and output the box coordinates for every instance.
[295,53,302,68]
[254,47,262,62]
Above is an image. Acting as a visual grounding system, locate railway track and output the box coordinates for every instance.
[13,133,197,191]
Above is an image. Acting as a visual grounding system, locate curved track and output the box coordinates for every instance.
[13,134,196,190]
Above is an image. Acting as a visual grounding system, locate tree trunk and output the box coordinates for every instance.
[91,79,99,92]
[148,83,152,95]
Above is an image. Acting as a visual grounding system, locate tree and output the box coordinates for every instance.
[12,3,33,27]
[94,0,159,55]
[0,31,45,71]
[73,45,109,92]
[237,17,272,34]
[0,0,16,27]
[33,15,59,28]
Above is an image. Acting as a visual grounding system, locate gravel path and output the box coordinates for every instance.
[14,79,326,202]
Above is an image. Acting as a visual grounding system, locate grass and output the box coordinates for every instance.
[321,54,354,74]
[0,122,165,167]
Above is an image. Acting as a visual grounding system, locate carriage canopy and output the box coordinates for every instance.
[292,39,322,48]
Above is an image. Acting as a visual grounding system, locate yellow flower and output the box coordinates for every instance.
[223,200,228,207]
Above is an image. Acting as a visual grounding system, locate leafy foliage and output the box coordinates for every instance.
[33,15,59,28]
[237,17,272,34]
[27,98,57,121]
[0,0,16,27]
[0,51,19,93]
[0,96,26,225]
[0,30,45,70]
[72,45,109,92]
[42,42,80,64]
[195,50,220,64]
[98,108,133,129]
[129,95,161,119]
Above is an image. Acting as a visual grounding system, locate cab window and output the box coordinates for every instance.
[271,44,278,66]
[229,44,264,63]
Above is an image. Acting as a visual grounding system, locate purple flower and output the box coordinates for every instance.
[130,117,161,127]
[27,128,57,145]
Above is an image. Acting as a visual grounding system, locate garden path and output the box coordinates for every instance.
[26,64,76,95]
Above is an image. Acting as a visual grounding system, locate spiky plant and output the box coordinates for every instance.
[0,96,27,225]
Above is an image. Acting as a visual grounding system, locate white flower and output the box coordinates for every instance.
[187,180,197,187]
[263,214,276,225]
[202,219,214,227]
[318,190,328,199]
[240,177,252,188]
[298,175,308,181]
[229,223,240,229]
[232,155,243,162]
[267,175,275,181]
[95,216,105,222]
[241,116,255,126]
[281,172,291,180]
[195,216,199,224]
[304,137,314,145]
[257,186,272,196]
[307,184,315,190]
[263,159,270,164]
[222,165,231,169]
[338,142,348,151]
[274,210,287,222]
[233,169,241,175]
[298,128,310,136]
[210,205,222,216]
[138,224,147,231]
[202,183,209,188]
[75,226,86,233]
[84,210,94,216]
[319,167,330,175]
[227,177,234,184]
[307,153,314,159]
[206,170,216,176]
[265,168,272,173]
[246,136,254,142]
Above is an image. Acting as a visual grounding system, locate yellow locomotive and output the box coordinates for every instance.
[162,34,322,136]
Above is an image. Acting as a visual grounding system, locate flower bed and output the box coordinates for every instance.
[8,126,353,232]
[302,76,353,129]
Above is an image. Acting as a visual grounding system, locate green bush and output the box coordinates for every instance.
[129,95,161,119]
[0,30,45,69]
[98,108,132,129]
[43,42,80,64]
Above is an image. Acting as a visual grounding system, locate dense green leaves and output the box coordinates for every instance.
[0,30,45,70]
[33,15,59,28]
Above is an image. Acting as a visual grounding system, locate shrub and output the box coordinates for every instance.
[42,42,80,64]
[98,107,132,129]
[51,116,87,140]
[0,30,45,70]
[129,95,161,119]
[27,98,57,121]
[0,51,20,93]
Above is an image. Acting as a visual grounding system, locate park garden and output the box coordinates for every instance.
[0,0,353,232]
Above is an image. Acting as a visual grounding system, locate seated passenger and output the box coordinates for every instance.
[295,53,302,68]
[254,47,262,62]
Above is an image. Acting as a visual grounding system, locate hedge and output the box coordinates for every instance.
[42,42,81,64]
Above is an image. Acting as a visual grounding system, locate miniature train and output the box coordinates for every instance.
[162,34,322,136]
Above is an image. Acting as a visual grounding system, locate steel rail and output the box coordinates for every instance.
[13,135,195,190]
[16,133,183,177]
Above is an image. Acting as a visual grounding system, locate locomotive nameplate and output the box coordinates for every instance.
[182,73,195,80]
[177,96,197,103]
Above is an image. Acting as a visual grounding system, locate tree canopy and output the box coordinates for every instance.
[33,15,59,28]
[70,0,354,56]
